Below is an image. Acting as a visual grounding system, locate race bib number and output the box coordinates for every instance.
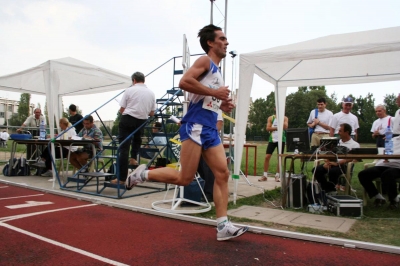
[202,95,222,113]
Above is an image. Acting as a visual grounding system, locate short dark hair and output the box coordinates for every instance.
[317,97,326,103]
[340,123,352,135]
[69,104,77,112]
[131,72,145,83]
[198,24,222,53]
[83,115,93,123]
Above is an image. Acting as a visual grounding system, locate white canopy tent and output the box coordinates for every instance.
[0,57,131,187]
[234,26,400,189]
[0,57,131,136]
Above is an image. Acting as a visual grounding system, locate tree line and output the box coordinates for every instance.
[7,88,398,144]
[245,86,398,143]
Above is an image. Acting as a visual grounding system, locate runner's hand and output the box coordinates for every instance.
[220,98,235,113]
[213,86,230,101]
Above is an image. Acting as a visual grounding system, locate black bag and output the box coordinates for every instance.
[106,162,117,181]
[3,157,30,176]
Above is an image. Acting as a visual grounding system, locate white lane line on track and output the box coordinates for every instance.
[0,194,44,200]
[0,186,9,188]
[0,204,98,222]
[0,222,129,266]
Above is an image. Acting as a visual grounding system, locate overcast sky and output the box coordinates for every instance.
[1,0,399,121]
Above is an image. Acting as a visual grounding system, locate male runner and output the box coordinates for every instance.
[126,24,248,241]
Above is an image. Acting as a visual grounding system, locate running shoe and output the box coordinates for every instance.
[41,170,53,177]
[33,161,46,168]
[125,164,146,190]
[217,221,249,241]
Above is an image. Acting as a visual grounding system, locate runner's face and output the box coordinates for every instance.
[210,30,228,58]
[396,96,400,107]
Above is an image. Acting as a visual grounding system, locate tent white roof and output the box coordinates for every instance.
[0,57,131,97]
[234,26,400,179]
[0,57,131,134]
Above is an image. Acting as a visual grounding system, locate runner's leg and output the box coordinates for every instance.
[202,144,229,218]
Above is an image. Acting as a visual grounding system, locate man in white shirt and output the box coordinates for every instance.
[114,72,156,185]
[312,123,360,192]
[0,129,9,147]
[17,108,46,136]
[307,97,333,147]
[371,104,392,147]
[329,96,359,141]
[393,93,400,137]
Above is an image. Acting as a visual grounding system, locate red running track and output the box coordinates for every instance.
[0,184,399,265]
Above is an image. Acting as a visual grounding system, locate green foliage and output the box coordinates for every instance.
[112,112,121,136]
[383,93,398,116]
[246,92,275,137]
[285,86,337,128]
[352,93,375,143]
[100,125,112,138]
[247,88,397,143]
[8,93,30,126]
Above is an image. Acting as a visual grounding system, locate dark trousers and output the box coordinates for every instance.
[41,146,69,170]
[312,164,346,192]
[359,166,400,201]
[118,115,146,181]
[197,157,215,200]
[376,136,385,148]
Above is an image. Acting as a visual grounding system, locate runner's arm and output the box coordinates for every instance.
[179,56,230,101]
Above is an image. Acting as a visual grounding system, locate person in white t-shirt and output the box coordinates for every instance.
[329,96,359,141]
[0,129,10,147]
[371,104,392,148]
[393,93,400,137]
[312,123,360,192]
[114,71,156,185]
[307,97,333,147]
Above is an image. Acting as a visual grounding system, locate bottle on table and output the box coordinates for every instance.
[384,125,393,155]
[39,120,46,140]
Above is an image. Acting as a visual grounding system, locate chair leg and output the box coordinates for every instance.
[363,189,368,206]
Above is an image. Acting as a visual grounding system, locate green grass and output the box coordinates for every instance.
[217,142,400,246]
[194,188,400,246]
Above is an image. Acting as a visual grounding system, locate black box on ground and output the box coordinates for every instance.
[287,174,307,209]
[327,195,363,217]
[182,178,205,204]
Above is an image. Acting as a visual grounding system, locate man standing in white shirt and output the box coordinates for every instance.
[307,97,333,147]
[329,96,359,141]
[371,104,392,147]
[0,129,9,147]
[393,93,400,137]
[114,72,156,185]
